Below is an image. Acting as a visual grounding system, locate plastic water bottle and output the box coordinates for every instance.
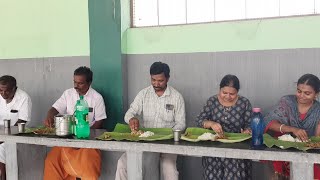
[75,95,90,139]
[251,108,265,149]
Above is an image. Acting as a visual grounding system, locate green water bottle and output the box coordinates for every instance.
[75,95,90,139]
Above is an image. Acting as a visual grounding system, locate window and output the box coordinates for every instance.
[280,0,314,16]
[187,0,214,23]
[215,0,245,21]
[133,0,158,27]
[246,0,279,19]
[317,0,320,13]
[159,0,186,25]
[132,0,320,27]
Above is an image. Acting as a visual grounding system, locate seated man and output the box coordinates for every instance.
[44,66,107,180]
[0,75,32,180]
[115,62,186,180]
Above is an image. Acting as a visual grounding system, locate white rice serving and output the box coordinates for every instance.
[295,138,302,142]
[278,134,305,142]
[198,132,217,141]
[278,134,295,142]
[139,131,154,138]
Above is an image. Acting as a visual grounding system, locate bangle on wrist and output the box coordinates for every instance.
[279,124,285,134]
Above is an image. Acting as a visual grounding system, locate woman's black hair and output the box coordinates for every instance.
[220,74,240,91]
[297,74,320,93]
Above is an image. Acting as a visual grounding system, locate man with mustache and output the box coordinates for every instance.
[115,62,186,180]
[44,66,107,180]
[0,75,32,180]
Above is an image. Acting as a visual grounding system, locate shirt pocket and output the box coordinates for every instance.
[10,111,19,125]
[161,105,175,122]
[167,110,175,122]
[88,107,94,122]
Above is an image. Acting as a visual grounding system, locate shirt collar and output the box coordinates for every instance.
[75,87,92,98]
[84,87,92,96]
[8,88,20,105]
[151,85,171,97]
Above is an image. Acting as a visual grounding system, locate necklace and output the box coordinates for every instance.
[223,106,231,112]
[221,106,232,120]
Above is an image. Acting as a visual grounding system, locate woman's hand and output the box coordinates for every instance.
[241,128,252,134]
[291,127,309,142]
[315,122,320,136]
[209,121,224,135]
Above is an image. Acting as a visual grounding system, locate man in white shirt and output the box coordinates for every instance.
[0,75,32,180]
[43,66,107,180]
[115,62,186,180]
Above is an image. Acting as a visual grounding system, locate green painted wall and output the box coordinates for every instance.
[0,0,89,59]
[120,0,131,53]
[89,0,124,131]
[122,15,320,54]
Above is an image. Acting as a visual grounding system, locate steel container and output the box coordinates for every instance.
[173,129,181,142]
[54,114,73,136]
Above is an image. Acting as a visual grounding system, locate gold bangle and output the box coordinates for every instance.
[279,124,285,134]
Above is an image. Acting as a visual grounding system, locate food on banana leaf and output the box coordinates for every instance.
[217,133,228,139]
[197,132,217,141]
[104,134,111,139]
[96,124,173,141]
[184,132,192,137]
[263,134,316,151]
[139,131,155,138]
[33,127,55,135]
[306,142,320,148]
[131,129,144,136]
[278,134,309,142]
[182,127,250,143]
[278,134,295,142]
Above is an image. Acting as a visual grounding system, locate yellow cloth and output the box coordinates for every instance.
[44,147,101,180]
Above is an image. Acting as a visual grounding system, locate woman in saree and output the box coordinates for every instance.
[196,74,252,180]
[264,73,320,179]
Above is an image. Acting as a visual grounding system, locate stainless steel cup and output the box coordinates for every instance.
[4,119,10,128]
[173,129,181,142]
[54,114,73,136]
[18,123,26,133]
[4,128,11,135]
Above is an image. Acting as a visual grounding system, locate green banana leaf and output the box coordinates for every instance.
[181,127,251,143]
[25,128,35,133]
[96,123,173,141]
[25,126,56,135]
[263,134,320,151]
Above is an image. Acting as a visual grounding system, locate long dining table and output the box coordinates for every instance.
[0,127,319,180]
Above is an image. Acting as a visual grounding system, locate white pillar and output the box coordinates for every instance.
[5,142,18,180]
[127,151,143,180]
[290,161,313,180]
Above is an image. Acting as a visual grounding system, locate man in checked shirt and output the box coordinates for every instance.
[115,62,186,180]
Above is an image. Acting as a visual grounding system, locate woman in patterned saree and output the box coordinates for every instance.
[264,73,320,179]
[196,74,253,180]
